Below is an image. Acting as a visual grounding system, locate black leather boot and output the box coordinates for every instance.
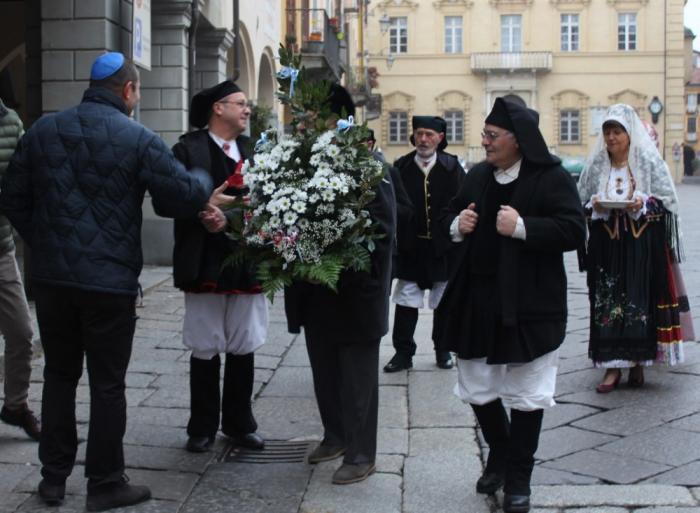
[187,354,221,451]
[471,400,510,494]
[384,305,418,372]
[503,408,544,513]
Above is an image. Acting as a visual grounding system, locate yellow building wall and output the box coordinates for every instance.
[363,0,685,181]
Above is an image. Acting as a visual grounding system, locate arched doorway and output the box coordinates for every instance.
[227,22,254,98]
[257,48,275,109]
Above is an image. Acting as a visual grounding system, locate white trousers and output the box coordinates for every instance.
[183,293,268,360]
[392,279,447,310]
[454,349,559,411]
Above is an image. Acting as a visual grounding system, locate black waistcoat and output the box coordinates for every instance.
[172,131,258,293]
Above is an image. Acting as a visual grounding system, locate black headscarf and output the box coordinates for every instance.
[485,98,559,167]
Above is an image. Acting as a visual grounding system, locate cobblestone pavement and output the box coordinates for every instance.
[2,184,700,512]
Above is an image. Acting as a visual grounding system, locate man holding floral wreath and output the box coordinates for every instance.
[171,80,267,454]
[284,84,397,485]
[383,116,466,373]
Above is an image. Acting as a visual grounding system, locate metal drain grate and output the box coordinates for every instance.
[223,440,314,464]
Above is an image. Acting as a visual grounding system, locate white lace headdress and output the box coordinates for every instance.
[577,103,679,215]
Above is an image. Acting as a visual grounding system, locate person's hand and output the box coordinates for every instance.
[496,205,519,237]
[199,204,227,233]
[591,195,607,214]
[209,180,237,208]
[625,196,644,215]
[458,203,478,234]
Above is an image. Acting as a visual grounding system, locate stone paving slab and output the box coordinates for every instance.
[597,426,700,466]
[536,426,618,461]
[571,405,667,436]
[378,385,408,429]
[407,371,471,429]
[531,466,600,486]
[403,428,489,513]
[252,396,322,441]
[258,366,315,398]
[531,484,696,508]
[643,461,700,486]
[543,448,671,484]
[182,462,309,513]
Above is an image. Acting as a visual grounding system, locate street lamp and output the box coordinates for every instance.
[379,13,391,34]
[386,53,395,69]
[648,96,663,124]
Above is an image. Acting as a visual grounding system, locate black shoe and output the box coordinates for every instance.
[476,471,504,494]
[1,405,41,441]
[230,432,265,450]
[383,353,413,373]
[38,479,65,506]
[503,493,530,513]
[332,462,376,484]
[435,351,453,369]
[307,444,346,464]
[185,435,214,453]
[86,475,151,512]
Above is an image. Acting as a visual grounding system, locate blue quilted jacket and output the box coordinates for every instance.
[0,87,212,295]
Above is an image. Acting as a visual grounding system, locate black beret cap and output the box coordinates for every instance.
[190,80,242,128]
[412,115,447,134]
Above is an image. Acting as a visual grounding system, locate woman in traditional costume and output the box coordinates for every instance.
[578,103,693,393]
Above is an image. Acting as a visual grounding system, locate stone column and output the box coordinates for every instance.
[40,0,122,113]
[194,28,234,91]
[142,0,192,147]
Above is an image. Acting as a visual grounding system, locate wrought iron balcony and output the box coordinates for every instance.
[470,52,552,73]
[285,8,342,80]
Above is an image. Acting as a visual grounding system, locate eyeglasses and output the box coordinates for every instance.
[481,129,512,141]
[217,100,250,108]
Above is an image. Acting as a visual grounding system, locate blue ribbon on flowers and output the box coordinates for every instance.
[254,132,268,152]
[277,66,300,97]
[336,115,355,132]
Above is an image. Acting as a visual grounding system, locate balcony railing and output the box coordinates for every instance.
[286,9,341,80]
[470,52,552,73]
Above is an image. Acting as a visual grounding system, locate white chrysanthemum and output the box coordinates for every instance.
[320,190,336,202]
[277,197,291,211]
[292,201,306,213]
[326,145,340,158]
[262,182,276,194]
[283,212,298,225]
[308,193,320,204]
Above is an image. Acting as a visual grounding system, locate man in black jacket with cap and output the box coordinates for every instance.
[435,98,585,513]
[172,80,267,454]
[383,116,465,373]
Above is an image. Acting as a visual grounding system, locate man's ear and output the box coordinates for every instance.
[122,81,135,102]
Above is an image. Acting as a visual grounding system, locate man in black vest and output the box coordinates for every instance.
[383,116,465,373]
[172,81,267,454]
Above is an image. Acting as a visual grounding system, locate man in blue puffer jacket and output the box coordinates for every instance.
[0,53,213,512]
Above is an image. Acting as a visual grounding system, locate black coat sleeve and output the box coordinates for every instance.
[521,167,586,252]
[140,133,212,219]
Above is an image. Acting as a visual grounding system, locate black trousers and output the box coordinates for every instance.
[187,353,257,438]
[304,325,379,465]
[34,284,136,486]
[392,304,444,355]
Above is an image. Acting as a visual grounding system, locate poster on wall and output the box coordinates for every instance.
[133,0,151,70]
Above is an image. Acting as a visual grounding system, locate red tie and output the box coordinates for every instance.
[222,143,231,157]
[422,160,430,168]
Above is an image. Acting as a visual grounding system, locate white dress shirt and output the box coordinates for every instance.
[208,131,241,162]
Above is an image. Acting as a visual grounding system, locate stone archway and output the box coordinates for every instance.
[257,48,276,110]
[228,22,255,98]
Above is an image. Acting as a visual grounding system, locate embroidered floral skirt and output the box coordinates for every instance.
[586,210,684,367]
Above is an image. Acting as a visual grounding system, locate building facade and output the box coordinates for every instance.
[0,0,281,264]
[363,0,686,180]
